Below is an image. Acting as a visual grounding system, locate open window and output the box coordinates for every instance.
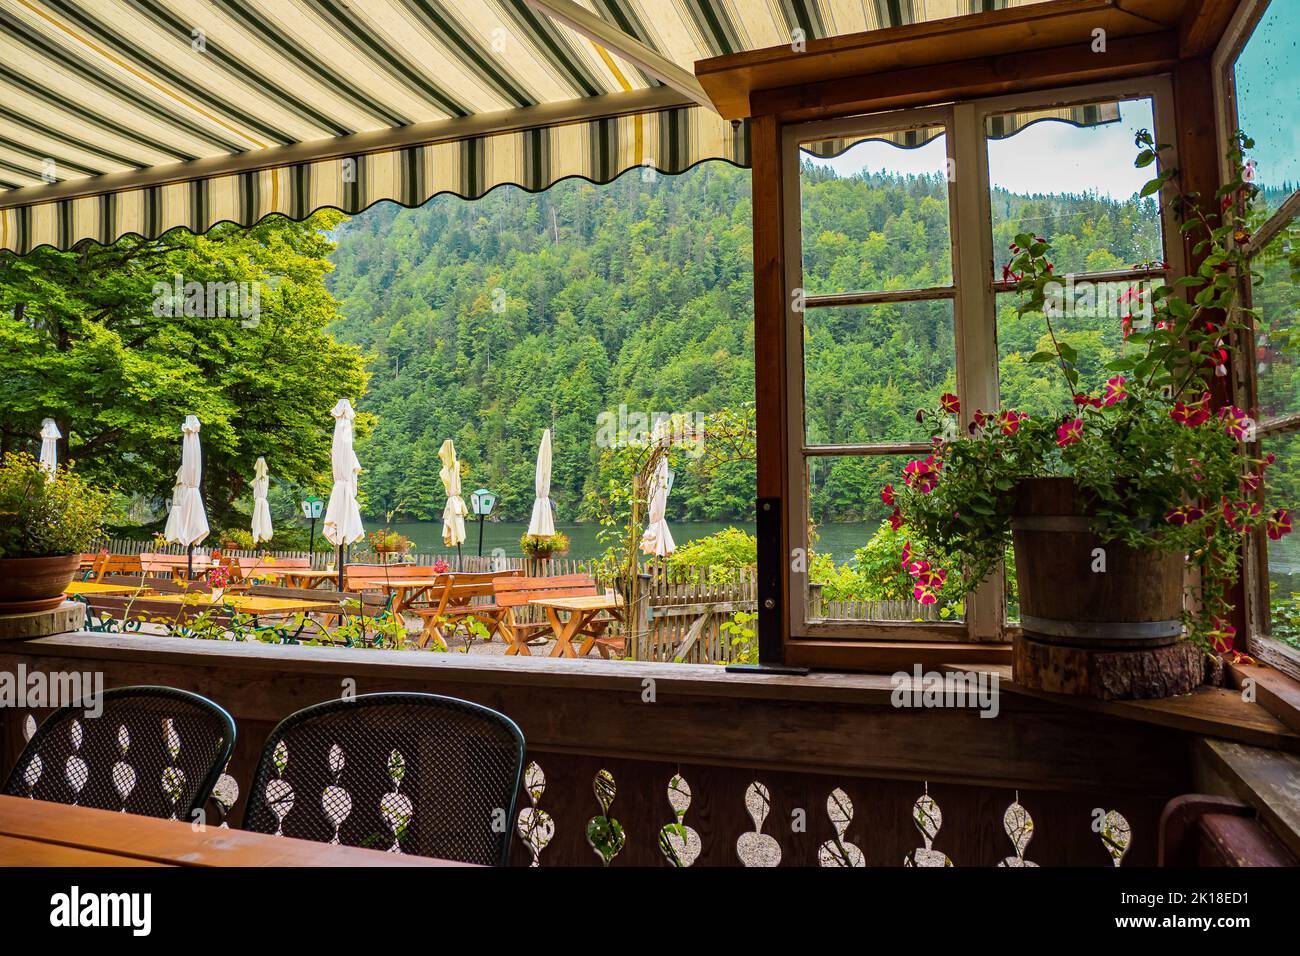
[781,80,1183,647]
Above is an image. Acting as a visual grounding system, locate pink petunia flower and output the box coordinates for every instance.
[998,410,1027,436]
[903,455,942,494]
[1267,509,1292,541]
[1102,376,1128,406]
[1056,418,1083,447]
[1217,406,1254,441]
[1171,394,1211,427]
[1165,505,1204,526]
[888,507,904,531]
[939,393,960,415]
[881,484,895,506]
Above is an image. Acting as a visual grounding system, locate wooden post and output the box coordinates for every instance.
[750,113,789,665]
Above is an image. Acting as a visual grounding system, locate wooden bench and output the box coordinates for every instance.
[86,553,143,581]
[493,574,621,657]
[140,551,211,582]
[407,571,520,650]
[73,593,235,635]
[237,555,310,584]
[97,573,188,594]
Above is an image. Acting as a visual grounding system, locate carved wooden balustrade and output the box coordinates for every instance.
[0,633,1200,866]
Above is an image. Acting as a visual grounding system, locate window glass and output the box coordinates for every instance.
[986,97,1165,275]
[1234,0,1300,214]
[804,300,956,445]
[1254,223,1300,421]
[799,132,952,295]
[804,454,964,624]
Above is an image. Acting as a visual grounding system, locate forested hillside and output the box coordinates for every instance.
[326,158,1291,525]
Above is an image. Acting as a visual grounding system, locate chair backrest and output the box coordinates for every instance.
[248,584,354,603]
[2,686,235,820]
[493,573,598,609]
[239,555,311,575]
[443,570,520,602]
[92,553,143,580]
[139,552,209,578]
[342,563,439,591]
[242,693,525,866]
[97,574,189,593]
[83,594,235,627]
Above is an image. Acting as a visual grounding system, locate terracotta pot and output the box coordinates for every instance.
[0,553,81,614]
[1011,477,1184,649]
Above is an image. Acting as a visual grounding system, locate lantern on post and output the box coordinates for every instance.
[301,495,324,562]
[469,488,497,557]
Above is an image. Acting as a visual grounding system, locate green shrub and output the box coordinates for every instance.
[667,527,755,583]
[521,531,570,558]
[0,453,111,558]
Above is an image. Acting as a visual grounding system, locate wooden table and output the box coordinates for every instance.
[371,578,451,613]
[0,795,466,866]
[143,592,342,616]
[262,567,341,589]
[64,581,142,596]
[529,594,624,658]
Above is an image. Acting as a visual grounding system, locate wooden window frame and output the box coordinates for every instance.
[781,75,1185,648]
[1212,0,1300,679]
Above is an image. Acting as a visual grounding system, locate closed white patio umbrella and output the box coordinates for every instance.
[640,455,676,557]
[323,399,364,589]
[439,439,467,559]
[526,429,555,538]
[164,415,209,575]
[250,456,273,546]
[38,418,60,479]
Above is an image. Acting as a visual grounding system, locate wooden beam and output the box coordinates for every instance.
[1179,0,1248,56]
[0,86,692,211]
[695,0,1188,119]
[523,0,714,110]
[752,31,1181,122]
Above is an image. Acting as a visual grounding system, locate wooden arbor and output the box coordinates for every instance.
[694,0,1251,671]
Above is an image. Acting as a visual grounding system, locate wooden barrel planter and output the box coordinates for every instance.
[1010,477,1203,700]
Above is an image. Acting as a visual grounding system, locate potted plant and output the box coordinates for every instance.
[367,528,412,563]
[0,452,110,614]
[520,531,570,560]
[888,130,1288,684]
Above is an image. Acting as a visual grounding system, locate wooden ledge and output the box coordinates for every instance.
[1193,738,1300,861]
[943,663,1300,753]
[16,632,909,706]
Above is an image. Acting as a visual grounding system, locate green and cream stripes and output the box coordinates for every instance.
[0,105,749,254]
[0,0,1054,252]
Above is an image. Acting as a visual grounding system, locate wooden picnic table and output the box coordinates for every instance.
[0,794,466,866]
[63,581,143,596]
[529,594,624,658]
[142,592,342,616]
[260,567,341,589]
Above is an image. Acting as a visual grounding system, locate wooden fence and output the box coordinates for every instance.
[93,541,934,662]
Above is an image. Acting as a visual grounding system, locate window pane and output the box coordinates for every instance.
[996,289,1128,414]
[803,300,956,445]
[987,97,1165,275]
[799,131,952,295]
[1265,431,1300,650]
[804,454,964,624]
[1253,223,1300,421]
[1234,0,1300,214]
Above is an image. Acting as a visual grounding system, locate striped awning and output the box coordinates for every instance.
[0,0,1054,254]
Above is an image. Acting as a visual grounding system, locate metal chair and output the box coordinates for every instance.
[3,686,235,821]
[242,693,525,865]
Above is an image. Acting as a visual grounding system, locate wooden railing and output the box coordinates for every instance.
[0,633,1194,866]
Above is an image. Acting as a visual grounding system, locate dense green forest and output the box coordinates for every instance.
[329,156,1261,525]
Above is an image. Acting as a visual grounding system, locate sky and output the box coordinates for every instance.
[804,0,1299,200]
[803,99,1159,201]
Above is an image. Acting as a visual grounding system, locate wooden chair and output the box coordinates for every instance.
[90,552,143,581]
[408,571,520,650]
[493,574,620,656]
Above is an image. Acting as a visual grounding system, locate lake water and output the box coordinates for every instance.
[374,518,879,565]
